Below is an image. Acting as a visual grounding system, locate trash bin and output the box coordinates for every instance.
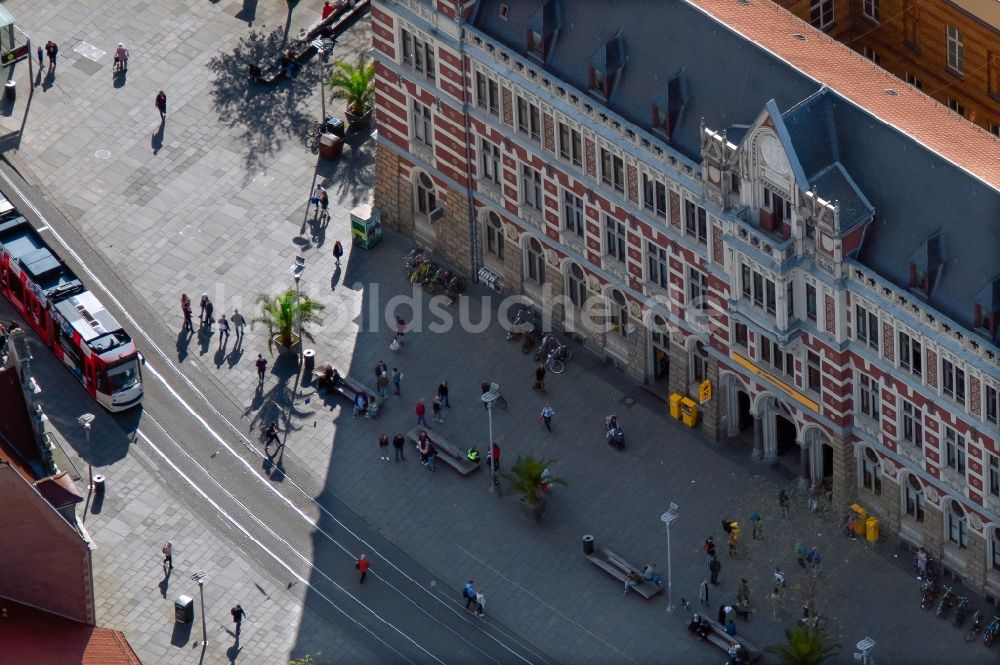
[302,348,315,375]
[850,503,867,536]
[669,393,682,419]
[680,397,699,428]
[583,534,595,555]
[324,116,345,138]
[93,474,106,496]
[865,516,879,543]
[319,133,344,160]
[174,595,194,623]
[4,80,15,102]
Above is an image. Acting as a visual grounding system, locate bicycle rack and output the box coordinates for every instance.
[853,636,875,664]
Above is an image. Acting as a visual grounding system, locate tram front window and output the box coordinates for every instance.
[104,359,140,393]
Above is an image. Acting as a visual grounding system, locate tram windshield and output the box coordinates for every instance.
[104,358,140,393]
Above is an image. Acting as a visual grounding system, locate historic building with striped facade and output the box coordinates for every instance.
[371,0,1000,596]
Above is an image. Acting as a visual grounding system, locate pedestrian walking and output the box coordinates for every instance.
[699,578,709,606]
[916,548,928,578]
[353,393,367,419]
[230,604,246,635]
[805,545,822,569]
[418,431,430,466]
[533,364,546,393]
[432,396,444,422]
[155,90,167,119]
[376,372,390,399]
[378,433,390,461]
[708,555,721,585]
[778,489,790,518]
[437,380,450,408]
[255,354,267,384]
[36,45,43,70]
[391,367,402,395]
[162,541,173,571]
[310,184,324,215]
[728,530,739,556]
[392,433,406,462]
[540,405,554,432]
[231,309,246,339]
[322,0,336,19]
[807,483,818,512]
[750,510,762,539]
[463,580,477,610]
[198,294,211,325]
[217,316,230,347]
[181,294,194,332]
[264,422,280,453]
[426,441,437,472]
[394,314,408,344]
[770,586,781,619]
[416,399,428,427]
[356,554,370,583]
[773,567,786,593]
[475,589,486,617]
[332,239,344,266]
[794,541,808,569]
[114,43,129,73]
[45,41,58,69]
[704,536,716,558]
[318,189,330,223]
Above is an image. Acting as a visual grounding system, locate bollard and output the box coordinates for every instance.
[583,534,595,555]
[93,474,106,496]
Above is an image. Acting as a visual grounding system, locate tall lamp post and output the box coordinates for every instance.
[660,502,680,613]
[192,570,208,646]
[481,386,499,492]
[291,256,306,347]
[77,413,95,490]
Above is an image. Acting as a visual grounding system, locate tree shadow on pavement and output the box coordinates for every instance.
[206,27,325,179]
[243,356,313,455]
[316,133,376,208]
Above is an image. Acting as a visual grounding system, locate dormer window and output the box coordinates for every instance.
[589,31,625,99]
[651,68,688,140]
[590,67,608,97]
[907,231,945,298]
[528,30,544,57]
[526,0,560,62]
[974,275,1000,339]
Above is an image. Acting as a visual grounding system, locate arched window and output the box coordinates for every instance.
[415,172,437,218]
[651,314,670,349]
[567,263,587,308]
[862,447,882,495]
[948,501,968,549]
[608,290,628,335]
[525,238,545,284]
[904,474,925,523]
[692,340,708,382]
[485,211,503,260]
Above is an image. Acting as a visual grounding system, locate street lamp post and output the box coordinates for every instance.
[77,413,95,490]
[660,502,680,613]
[481,387,499,492]
[192,570,207,646]
[291,256,306,347]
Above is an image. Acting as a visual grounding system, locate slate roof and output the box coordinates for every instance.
[472,0,1000,337]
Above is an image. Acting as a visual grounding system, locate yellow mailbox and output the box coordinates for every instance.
[865,516,879,543]
[850,503,868,537]
[669,393,683,419]
[680,397,699,427]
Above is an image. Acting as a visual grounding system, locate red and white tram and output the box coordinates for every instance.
[0,199,143,411]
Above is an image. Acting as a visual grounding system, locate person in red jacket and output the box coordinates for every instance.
[416,399,428,427]
[322,1,336,19]
[356,553,370,583]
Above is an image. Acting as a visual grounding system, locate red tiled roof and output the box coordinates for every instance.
[0,598,142,665]
[690,0,1000,192]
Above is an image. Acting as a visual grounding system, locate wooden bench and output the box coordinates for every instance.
[695,618,762,662]
[584,547,663,599]
[320,367,380,417]
[406,428,479,475]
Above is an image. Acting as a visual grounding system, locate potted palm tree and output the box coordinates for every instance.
[766,626,838,665]
[252,290,325,358]
[505,455,566,523]
[327,57,375,132]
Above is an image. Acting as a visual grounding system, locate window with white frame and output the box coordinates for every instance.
[806,283,818,322]
[608,290,628,335]
[898,330,923,377]
[475,72,499,116]
[740,263,777,316]
[520,164,542,211]
[947,25,964,74]
[525,237,545,284]
[810,0,834,30]
[942,357,966,406]
[563,190,584,237]
[567,263,587,308]
[646,242,669,288]
[858,374,880,422]
[684,200,708,243]
[480,139,500,185]
[862,448,882,495]
[990,454,1000,499]
[412,100,433,147]
[516,95,541,142]
[484,211,503,260]
[558,122,582,167]
[688,266,708,309]
[945,427,967,475]
[604,215,627,264]
[415,172,437,217]
[901,398,923,448]
[600,148,625,193]
[855,303,880,352]
[401,28,435,81]
[642,173,667,220]
[864,0,879,21]
[948,501,968,548]
[905,475,925,522]
[807,351,822,392]
[987,383,999,426]
[759,335,794,378]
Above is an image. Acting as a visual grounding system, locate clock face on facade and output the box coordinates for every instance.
[760,134,790,175]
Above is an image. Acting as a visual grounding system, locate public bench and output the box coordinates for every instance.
[694,617,762,662]
[406,427,479,475]
[585,547,663,599]
[316,364,379,417]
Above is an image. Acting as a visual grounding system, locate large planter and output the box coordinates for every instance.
[520,498,546,523]
[345,109,373,133]
[272,333,302,359]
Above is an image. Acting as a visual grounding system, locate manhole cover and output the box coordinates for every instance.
[73,42,106,62]
[622,396,637,407]
[94,149,111,160]
[179,225,200,239]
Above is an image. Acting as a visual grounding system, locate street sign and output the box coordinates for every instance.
[2,44,29,68]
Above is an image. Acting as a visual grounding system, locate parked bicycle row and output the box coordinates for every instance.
[914,547,1000,647]
[403,247,466,303]
[505,305,573,374]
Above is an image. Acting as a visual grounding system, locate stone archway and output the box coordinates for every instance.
[803,426,834,487]
[753,393,799,462]
[720,372,753,440]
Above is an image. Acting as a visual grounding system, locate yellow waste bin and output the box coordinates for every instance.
[850,503,868,536]
[680,397,699,427]
[669,393,683,419]
[865,516,879,543]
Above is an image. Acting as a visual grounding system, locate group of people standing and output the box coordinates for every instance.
[179,293,246,350]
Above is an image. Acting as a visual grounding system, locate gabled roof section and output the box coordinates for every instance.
[809,163,874,231]
[908,230,946,275]
[590,30,625,74]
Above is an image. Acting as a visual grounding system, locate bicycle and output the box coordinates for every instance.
[306,121,323,154]
[545,344,572,374]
